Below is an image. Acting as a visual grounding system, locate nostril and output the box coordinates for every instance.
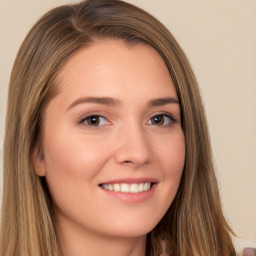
[114,144,150,166]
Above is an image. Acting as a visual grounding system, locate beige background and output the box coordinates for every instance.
[0,0,255,246]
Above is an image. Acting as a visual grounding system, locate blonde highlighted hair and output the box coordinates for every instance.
[1,0,236,255]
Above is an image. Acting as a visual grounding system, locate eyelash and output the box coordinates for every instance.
[79,114,110,128]
[147,113,176,127]
[79,112,176,129]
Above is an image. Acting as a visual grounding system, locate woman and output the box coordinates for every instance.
[0,0,237,255]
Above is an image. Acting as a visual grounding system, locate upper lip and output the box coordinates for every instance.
[99,177,159,185]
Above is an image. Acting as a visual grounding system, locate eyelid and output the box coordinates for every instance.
[77,111,177,129]
[78,113,111,128]
[147,112,177,126]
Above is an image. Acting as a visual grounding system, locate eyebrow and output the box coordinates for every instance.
[148,97,179,106]
[66,97,121,111]
[66,96,179,112]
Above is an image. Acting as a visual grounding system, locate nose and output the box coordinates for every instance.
[114,124,151,167]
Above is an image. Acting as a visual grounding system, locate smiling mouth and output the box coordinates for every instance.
[99,182,154,193]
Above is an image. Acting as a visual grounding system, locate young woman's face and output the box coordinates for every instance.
[35,40,185,239]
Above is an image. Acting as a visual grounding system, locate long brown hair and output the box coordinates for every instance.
[1,0,236,255]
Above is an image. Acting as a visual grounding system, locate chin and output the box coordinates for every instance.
[100,218,159,239]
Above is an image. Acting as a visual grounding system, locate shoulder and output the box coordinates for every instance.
[241,247,256,256]
[233,237,256,256]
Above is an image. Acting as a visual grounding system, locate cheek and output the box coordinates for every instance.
[42,135,113,225]
[42,130,111,201]
[156,132,185,198]
[43,127,109,174]
[160,132,185,175]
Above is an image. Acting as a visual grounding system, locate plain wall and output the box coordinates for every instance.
[0,0,255,246]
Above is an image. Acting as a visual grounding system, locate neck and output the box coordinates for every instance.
[56,217,147,256]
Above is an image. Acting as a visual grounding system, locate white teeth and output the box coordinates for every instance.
[102,184,109,190]
[120,184,129,192]
[101,182,152,193]
[138,183,144,192]
[144,182,150,191]
[130,184,139,193]
[113,184,120,192]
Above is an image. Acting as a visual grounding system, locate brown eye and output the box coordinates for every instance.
[147,114,175,126]
[151,115,164,125]
[81,115,108,127]
[87,116,100,126]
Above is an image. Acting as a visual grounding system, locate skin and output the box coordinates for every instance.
[34,39,185,256]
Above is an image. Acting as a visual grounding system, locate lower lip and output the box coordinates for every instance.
[99,184,157,203]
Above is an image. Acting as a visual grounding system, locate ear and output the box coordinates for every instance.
[32,146,47,177]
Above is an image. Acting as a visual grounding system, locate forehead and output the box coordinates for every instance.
[54,39,177,99]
